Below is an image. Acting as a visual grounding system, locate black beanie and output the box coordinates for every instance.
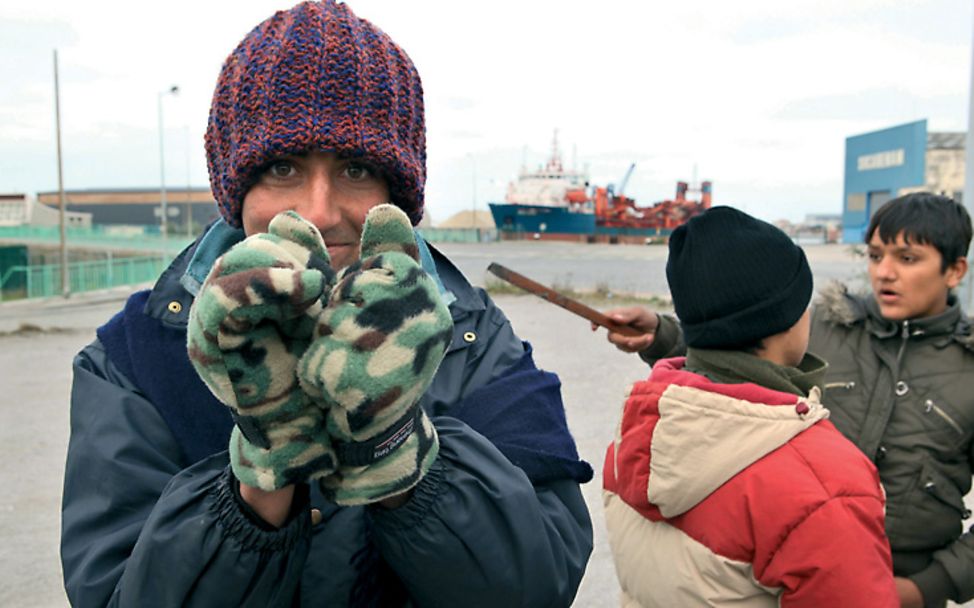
[665,206,813,349]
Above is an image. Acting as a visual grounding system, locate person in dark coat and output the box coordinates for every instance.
[59,2,593,606]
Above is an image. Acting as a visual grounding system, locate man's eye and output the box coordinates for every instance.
[867,252,882,262]
[268,162,296,178]
[345,163,372,181]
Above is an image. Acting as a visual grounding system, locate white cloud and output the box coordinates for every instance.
[1,0,970,223]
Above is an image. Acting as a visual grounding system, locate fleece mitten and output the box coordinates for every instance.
[187,211,337,490]
[298,204,453,506]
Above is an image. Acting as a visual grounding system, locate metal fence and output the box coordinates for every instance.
[0,255,167,301]
[0,225,192,254]
[418,227,497,243]
[0,225,497,301]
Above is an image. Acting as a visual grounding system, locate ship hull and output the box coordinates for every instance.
[489,203,675,242]
[489,203,594,236]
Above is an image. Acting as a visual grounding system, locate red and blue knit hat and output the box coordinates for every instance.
[205,0,427,228]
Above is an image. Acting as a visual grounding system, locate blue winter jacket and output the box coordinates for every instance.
[60,222,594,607]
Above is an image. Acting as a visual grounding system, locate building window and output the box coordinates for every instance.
[847,192,866,212]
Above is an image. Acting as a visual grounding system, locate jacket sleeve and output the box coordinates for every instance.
[913,498,974,603]
[758,496,899,607]
[61,340,311,608]
[910,418,974,604]
[637,313,686,366]
[370,417,593,608]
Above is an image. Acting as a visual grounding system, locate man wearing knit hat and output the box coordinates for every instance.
[59,2,593,606]
[602,207,898,606]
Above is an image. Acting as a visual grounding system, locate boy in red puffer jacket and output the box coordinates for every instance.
[603,206,897,607]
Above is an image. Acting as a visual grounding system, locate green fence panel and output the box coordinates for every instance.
[0,245,28,292]
[0,255,167,301]
[0,225,193,255]
[417,228,498,243]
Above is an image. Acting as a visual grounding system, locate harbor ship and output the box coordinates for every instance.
[488,133,711,243]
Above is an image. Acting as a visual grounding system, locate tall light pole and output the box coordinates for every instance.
[157,85,179,253]
[471,156,477,218]
[964,12,974,311]
[54,49,70,297]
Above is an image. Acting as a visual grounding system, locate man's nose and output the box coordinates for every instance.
[296,171,342,233]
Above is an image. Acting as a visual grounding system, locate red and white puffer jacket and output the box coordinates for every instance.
[603,358,898,608]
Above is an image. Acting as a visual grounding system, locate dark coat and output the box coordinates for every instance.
[811,283,974,605]
[60,226,593,608]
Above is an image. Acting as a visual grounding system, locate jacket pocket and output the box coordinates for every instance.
[924,398,963,434]
[821,379,863,441]
[888,459,970,552]
[919,460,971,519]
[917,395,969,448]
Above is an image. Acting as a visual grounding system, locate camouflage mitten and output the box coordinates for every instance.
[187,211,338,491]
[298,204,453,506]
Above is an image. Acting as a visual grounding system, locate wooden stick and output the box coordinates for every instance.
[487,263,644,337]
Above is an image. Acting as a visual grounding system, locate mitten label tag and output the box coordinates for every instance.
[373,416,415,460]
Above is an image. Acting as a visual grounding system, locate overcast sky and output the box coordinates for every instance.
[1,0,971,224]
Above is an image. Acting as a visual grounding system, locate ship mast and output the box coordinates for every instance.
[547,129,563,173]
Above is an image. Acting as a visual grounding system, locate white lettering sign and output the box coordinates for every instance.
[857,149,905,171]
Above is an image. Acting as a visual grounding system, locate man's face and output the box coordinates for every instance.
[242,151,391,270]
[867,230,967,321]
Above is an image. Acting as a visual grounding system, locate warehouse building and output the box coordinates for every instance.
[843,120,965,243]
[37,187,220,235]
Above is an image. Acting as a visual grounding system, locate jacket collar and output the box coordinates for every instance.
[817,280,974,351]
[863,292,961,340]
[684,348,828,397]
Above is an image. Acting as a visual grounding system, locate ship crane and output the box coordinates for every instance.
[616,163,636,198]
[606,163,636,198]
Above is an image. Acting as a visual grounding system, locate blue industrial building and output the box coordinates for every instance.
[842,120,966,243]
[843,121,927,243]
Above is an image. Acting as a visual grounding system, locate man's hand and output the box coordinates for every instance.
[188,211,338,498]
[593,306,660,353]
[895,577,923,608]
[299,204,452,506]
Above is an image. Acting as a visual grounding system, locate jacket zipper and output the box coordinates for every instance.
[924,399,965,436]
[824,381,856,390]
[891,322,910,397]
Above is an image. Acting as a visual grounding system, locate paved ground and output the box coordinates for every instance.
[0,241,970,606]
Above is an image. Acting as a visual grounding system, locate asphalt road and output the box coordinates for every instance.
[0,241,970,607]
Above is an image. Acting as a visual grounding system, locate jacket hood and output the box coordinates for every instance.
[815,281,867,327]
[816,281,974,353]
[642,359,829,518]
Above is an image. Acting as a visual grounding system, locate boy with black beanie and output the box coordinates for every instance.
[603,206,898,606]
[601,194,974,608]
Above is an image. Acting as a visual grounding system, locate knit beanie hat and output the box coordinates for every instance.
[205,0,427,228]
[665,206,813,349]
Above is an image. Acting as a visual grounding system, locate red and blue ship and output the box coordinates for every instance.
[489,134,712,243]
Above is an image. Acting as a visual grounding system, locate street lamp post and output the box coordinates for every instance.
[157,85,179,254]
[54,49,70,297]
[963,12,974,311]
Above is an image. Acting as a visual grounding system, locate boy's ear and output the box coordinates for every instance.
[945,257,968,289]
